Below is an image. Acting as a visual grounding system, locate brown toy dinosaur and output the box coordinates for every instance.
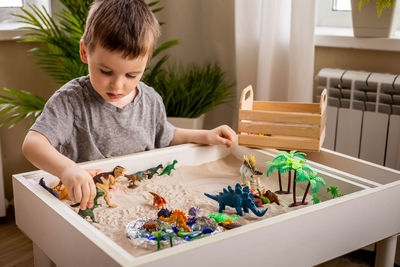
[124,173,145,188]
[92,166,127,208]
[159,209,191,232]
[265,190,280,205]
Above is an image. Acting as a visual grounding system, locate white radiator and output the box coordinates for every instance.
[316,68,400,171]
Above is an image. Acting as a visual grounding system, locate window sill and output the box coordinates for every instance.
[315,26,400,52]
[0,23,30,41]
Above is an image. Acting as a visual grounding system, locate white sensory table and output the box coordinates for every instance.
[12,144,400,267]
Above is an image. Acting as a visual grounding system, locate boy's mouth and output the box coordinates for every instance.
[107,93,122,99]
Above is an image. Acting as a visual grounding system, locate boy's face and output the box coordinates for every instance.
[80,41,148,108]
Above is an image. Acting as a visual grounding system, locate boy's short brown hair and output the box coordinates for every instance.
[82,0,160,59]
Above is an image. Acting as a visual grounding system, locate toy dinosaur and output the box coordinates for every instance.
[149,192,167,209]
[204,183,268,217]
[124,173,144,188]
[157,208,172,218]
[144,221,158,232]
[131,164,163,180]
[159,209,191,232]
[265,190,280,205]
[189,206,200,217]
[39,178,59,198]
[52,181,70,200]
[91,165,127,208]
[240,155,263,188]
[209,213,240,224]
[159,160,178,176]
[257,188,270,204]
[77,188,104,223]
[143,164,163,179]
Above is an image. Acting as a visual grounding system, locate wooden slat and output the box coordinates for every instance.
[239,110,322,125]
[253,101,320,113]
[238,134,320,152]
[238,121,320,138]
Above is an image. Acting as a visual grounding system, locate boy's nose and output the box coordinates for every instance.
[110,78,123,91]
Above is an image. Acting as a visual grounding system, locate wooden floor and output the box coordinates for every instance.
[0,207,378,267]
[0,207,33,267]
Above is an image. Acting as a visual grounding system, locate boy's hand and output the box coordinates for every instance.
[60,166,97,210]
[208,125,237,148]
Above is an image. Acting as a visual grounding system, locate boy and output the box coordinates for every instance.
[22,0,236,211]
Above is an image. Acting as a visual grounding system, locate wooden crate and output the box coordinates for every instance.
[238,85,327,152]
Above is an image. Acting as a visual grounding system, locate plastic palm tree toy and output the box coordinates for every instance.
[266,158,287,194]
[266,150,305,195]
[312,194,320,204]
[298,170,325,205]
[327,186,342,199]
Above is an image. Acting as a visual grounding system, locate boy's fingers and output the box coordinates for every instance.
[88,181,96,209]
[80,183,92,210]
[73,186,82,206]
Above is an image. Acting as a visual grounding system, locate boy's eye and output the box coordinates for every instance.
[100,69,112,75]
[126,74,137,79]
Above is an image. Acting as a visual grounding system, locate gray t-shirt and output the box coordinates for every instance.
[31,75,175,162]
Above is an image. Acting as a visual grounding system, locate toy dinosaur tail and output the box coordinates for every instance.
[204,193,219,202]
[39,178,59,199]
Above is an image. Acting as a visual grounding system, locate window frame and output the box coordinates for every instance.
[0,0,51,41]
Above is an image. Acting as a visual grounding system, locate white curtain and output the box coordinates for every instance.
[235,0,316,102]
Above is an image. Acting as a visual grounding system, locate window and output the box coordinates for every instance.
[316,0,352,28]
[0,0,51,41]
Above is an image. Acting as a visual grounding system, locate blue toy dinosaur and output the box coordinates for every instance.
[204,183,268,217]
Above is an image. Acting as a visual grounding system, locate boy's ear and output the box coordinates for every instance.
[80,41,88,63]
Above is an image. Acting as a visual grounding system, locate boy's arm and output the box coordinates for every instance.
[22,130,96,210]
[169,125,237,148]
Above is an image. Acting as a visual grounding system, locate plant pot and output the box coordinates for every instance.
[167,114,205,129]
[351,0,399,37]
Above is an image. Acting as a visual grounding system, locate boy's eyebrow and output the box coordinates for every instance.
[98,63,142,74]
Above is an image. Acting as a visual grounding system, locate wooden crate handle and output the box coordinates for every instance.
[320,88,327,112]
[240,85,254,110]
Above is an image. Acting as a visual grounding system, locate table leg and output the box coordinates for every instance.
[33,243,55,267]
[375,235,398,267]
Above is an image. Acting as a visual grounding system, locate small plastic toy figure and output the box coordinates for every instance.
[144,221,158,232]
[257,188,270,204]
[327,186,342,198]
[159,160,178,176]
[204,183,268,217]
[158,209,191,232]
[209,213,240,224]
[39,178,59,198]
[124,173,144,188]
[240,155,263,188]
[157,208,172,218]
[149,192,167,209]
[265,190,280,205]
[52,181,70,200]
[188,206,200,217]
[91,166,127,208]
[76,188,104,223]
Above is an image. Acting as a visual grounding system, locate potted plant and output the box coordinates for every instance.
[351,0,399,37]
[143,63,233,129]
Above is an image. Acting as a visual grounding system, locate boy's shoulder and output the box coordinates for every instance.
[137,81,163,103]
[57,76,89,95]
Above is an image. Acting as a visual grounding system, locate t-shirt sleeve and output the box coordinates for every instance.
[154,96,175,148]
[30,90,74,148]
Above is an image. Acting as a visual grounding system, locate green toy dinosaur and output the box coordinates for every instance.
[159,160,178,176]
[78,188,104,223]
[257,188,270,204]
[209,213,240,224]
